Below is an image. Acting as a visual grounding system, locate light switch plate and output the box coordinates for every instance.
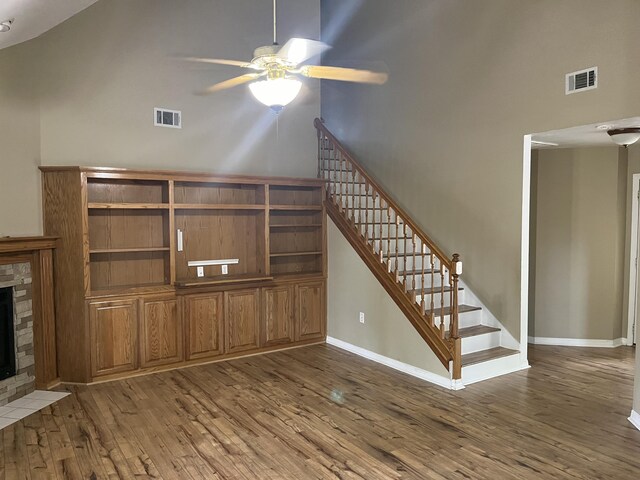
[197,266,204,277]
[221,265,228,275]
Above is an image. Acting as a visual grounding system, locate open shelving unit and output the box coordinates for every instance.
[86,178,172,291]
[43,170,327,295]
[268,186,325,276]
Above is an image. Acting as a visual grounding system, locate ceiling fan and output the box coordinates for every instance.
[181,0,388,112]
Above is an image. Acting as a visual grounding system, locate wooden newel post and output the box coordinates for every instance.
[450,253,462,379]
[450,253,461,338]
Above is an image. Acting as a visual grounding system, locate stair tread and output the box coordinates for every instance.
[433,304,482,317]
[408,286,463,295]
[387,253,433,259]
[456,325,500,338]
[444,324,500,340]
[376,237,414,241]
[462,347,519,366]
[397,269,440,276]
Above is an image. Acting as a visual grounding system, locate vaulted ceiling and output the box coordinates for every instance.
[0,0,97,50]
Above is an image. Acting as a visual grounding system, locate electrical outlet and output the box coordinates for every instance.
[221,264,228,275]
[359,312,365,324]
[197,266,204,277]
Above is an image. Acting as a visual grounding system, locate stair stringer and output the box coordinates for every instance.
[326,200,457,374]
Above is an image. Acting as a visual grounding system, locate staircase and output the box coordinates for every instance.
[315,118,520,383]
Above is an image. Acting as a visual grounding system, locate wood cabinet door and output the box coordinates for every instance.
[296,281,326,341]
[185,292,224,360]
[262,286,294,347]
[225,289,260,354]
[89,299,138,377]
[140,296,182,368]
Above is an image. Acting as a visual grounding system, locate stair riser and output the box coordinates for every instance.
[435,310,482,330]
[461,331,501,355]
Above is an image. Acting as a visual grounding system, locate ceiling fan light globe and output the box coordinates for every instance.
[609,132,640,147]
[248,78,302,110]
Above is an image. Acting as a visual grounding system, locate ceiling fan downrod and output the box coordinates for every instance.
[273,0,278,45]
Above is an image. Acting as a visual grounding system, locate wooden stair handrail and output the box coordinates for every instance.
[314,118,454,271]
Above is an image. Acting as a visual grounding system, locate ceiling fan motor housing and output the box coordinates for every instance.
[253,45,280,59]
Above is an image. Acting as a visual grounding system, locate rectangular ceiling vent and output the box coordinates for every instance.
[565,67,597,95]
[154,108,182,129]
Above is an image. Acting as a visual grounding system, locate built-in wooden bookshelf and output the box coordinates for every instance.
[40,167,327,384]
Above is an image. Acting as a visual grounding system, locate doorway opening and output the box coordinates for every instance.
[523,117,640,348]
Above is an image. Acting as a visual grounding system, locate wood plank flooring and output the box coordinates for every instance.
[1,344,639,479]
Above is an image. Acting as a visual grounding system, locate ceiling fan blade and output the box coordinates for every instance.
[197,73,263,95]
[277,38,330,65]
[180,57,261,70]
[300,65,388,84]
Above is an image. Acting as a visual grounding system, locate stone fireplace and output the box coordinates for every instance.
[0,262,35,406]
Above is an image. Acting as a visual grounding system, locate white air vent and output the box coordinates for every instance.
[154,108,182,128]
[566,67,597,95]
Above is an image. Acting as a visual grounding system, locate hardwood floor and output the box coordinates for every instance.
[1,344,639,479]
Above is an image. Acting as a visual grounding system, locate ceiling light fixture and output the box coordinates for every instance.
[0,20,12,33]
[248,77,302,113]
[247,0,302,113]
[608,128,640,147]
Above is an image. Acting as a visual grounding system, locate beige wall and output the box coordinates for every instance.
[0,41,41,235]
[327,221,448,377]
[0,0,321,235]
[321,0,640,343]
[531,147,627,340]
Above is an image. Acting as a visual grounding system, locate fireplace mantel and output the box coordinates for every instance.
[0,236,57,254]
[0,236,58,389]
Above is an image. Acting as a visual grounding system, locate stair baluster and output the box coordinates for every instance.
[412,234,417,294]
[421,244,427,314]
[386,202,391,267]
[365,182,369,242]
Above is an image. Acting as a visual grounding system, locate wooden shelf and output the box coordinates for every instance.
[269,224,323,229]
[175,274,273,287]
[269,205,322,211]
[89,247,170,254]
[272,271,325,280]
[174,204,265,210]
[269,251,323,258]
[88,203,169,210]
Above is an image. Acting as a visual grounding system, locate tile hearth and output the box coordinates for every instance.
[0,390,68,430]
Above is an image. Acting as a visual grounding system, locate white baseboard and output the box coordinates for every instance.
[325,336,462,390]
[629,410,640,431]
[528,336,627,348]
